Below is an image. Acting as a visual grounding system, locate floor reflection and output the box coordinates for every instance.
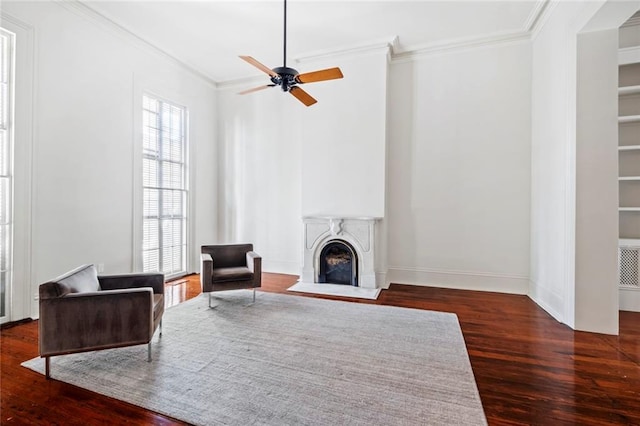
[164,276,201,308]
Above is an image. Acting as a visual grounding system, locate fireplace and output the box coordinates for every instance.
[318,240,358,286]
[301,216,382,289]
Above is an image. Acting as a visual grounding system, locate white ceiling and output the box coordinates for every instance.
[81,0,543,83]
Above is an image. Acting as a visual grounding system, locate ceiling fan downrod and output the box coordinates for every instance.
[272,0,299,92]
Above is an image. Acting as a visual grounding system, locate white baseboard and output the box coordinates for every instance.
[528,279,564,323]
[387,266,528,295]
[619,287,640,312]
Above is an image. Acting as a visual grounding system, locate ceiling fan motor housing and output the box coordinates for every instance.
[272,66,300,91]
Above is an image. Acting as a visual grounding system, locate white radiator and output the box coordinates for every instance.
[619,239,640,288]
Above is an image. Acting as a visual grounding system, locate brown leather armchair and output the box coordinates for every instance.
[200,244,262,307]
[38,264,164,379]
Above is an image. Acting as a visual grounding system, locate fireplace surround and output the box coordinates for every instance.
[301,217,382,289]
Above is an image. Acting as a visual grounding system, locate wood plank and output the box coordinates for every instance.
[2,273,639,425]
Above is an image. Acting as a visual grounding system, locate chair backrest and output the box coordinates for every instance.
[202,244,253,268]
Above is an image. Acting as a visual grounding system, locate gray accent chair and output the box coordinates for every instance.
[38,264,164,379]
[200,244,262,307]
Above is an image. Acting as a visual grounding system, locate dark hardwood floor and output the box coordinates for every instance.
[2,273,639,425]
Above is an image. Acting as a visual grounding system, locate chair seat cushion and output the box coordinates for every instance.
[212,266,253,283]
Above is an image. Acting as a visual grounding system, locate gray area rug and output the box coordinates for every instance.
[23,291,486,425]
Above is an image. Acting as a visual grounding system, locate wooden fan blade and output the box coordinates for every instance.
[290,86,317,106]
[239,56,278,78]
[238,85,274,95]
[296,67,343,84]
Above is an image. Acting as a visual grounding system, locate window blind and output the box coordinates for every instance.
[142,95,188,277]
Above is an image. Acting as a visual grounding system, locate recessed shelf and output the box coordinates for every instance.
[619,145,640,151]
[619,85,640,96]
[619,46,640,65]
[619,115,640,123]
[618,54,640,250]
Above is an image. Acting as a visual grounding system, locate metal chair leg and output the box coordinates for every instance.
[159,319,163,336]
[148,342,152,362]
[209,293,213,308]
[45,356,50,379]
[253,287,256,303]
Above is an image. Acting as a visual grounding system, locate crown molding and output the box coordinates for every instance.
[216,74,267,92]
[525,0,559,40]
[54,0,556,88]
[218,37,399,89]
[221,28,532,84]
[56,0,217,88]
[1,11,34,31]
[529,0,560,41]
[391,31,530,64]
[524,0,551,32]
[293,36,398,64]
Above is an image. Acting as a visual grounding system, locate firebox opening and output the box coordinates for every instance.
[318,240,358,286]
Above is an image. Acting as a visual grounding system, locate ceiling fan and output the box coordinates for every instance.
[238,0,343,106]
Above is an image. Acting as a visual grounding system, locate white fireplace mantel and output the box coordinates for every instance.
[301,216,382,289]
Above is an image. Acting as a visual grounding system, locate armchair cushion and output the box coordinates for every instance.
[212,266,253,283]
[54,264,101,293]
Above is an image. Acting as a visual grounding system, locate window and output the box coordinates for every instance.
[0,29,14,320]
[142,95,188,278]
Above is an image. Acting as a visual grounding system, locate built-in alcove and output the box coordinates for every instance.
[617,13,640,313]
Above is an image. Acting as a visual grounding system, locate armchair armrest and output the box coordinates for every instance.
[39,288,154,357]
[201,253,213,292]
[39,281,70,300]
[201,253,213,263]
[246,251,262,287]
[98,273,164,294]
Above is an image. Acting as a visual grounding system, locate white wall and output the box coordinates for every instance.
[575,28,620,334]
[530,1,586,325]
[299,51,388,218]
[2,1,217,319]
[216,48,389,275]
[216,84,302,274]
[386,42,532,293]
[529,0,610,326]
[217,40,533,295]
